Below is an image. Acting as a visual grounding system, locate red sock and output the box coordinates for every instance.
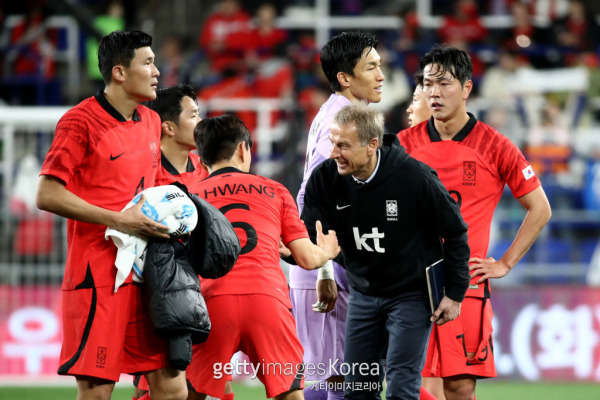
[137,393,151,400]
[419,386,438,400]
[223,394,235,400]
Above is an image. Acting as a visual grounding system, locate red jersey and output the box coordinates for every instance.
[189,167,308,307]
[155,150,208,192]
[40,92,161,290]
[398,115,540,298]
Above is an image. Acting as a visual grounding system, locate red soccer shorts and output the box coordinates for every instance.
[59,283,169,381]
[186,294,304,398]
[422,296,496,378]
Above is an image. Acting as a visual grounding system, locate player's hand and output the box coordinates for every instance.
[469,257,511,283]
[316,220,341,260]
[313,279,337,313]
[431,296,461,326]
[279,239,292,258]
[117,194,170,239]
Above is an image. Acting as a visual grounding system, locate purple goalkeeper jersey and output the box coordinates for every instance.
[290,93,350,290]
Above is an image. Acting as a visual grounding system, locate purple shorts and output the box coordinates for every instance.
[290,287,349,381]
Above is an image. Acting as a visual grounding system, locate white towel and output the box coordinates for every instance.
[105,185,198,292]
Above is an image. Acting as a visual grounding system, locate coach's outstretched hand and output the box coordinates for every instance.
[118,194,171,239]
[431,296,461,326]
[315,220,341,260]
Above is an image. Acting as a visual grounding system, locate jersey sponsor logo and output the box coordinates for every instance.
[522,165,535,180]
[353,227,385,253]
[109,152,124,161]
[463,161,476,185]
[336,204,351,210]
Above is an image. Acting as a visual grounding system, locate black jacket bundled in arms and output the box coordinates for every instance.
[302,134,470,302]
[144,189,241,370]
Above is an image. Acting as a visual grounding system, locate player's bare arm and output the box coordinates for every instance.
[469,186,551,283]
[287,220,340,270]
[36,175,170,238]
[431,296,461,326]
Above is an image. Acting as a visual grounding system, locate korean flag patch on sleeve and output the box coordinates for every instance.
[522,165,535,180]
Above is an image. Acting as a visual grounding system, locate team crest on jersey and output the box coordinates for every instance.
[386,200,398,221]
[463,161,476,185]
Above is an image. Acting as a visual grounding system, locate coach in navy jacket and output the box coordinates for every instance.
[301,104,469,400]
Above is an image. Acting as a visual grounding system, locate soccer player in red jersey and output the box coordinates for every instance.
[147,83,207,189]
[132,84,206,399]
[397,45,552,400]
[36,31,188,400]
[185,113,340,400]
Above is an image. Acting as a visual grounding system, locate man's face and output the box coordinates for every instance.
[347,48,385,104]
[407,85,430,127]
[173,96,201,150]
[329,122,377,180]
[423,63,471,122]
[121,46,160,102]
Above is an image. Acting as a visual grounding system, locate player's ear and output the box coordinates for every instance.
[237,141,247,160]
[112,65,126,83]
[162,121,175,137]
[337,71,351,89]
[367,137,379,155]
[462,79,473,100]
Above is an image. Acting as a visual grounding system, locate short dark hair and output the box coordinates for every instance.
[419,44,472,86]
[320,31,378,92]
[194,114,253,167]
[414,70,424,86]
[144,84,197,124]
[98,30,153,84]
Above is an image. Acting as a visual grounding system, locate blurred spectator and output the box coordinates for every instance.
[479,49,526,101]
[246,3,293,99]
[525,97,572,177]
[10,154,55,261]
[0,1,60,104]
[498,2,557,68]
[552,0,600,66]
[246,3,288,64]
[288,31,320,91]
[388,5,435,75]
[437,0,488,44]
[157,35,192,88]
[197,70,258,143]
[198,0,252,73]
[479,49,532,135]
[85,0,125,90]
[3,4,56,78]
